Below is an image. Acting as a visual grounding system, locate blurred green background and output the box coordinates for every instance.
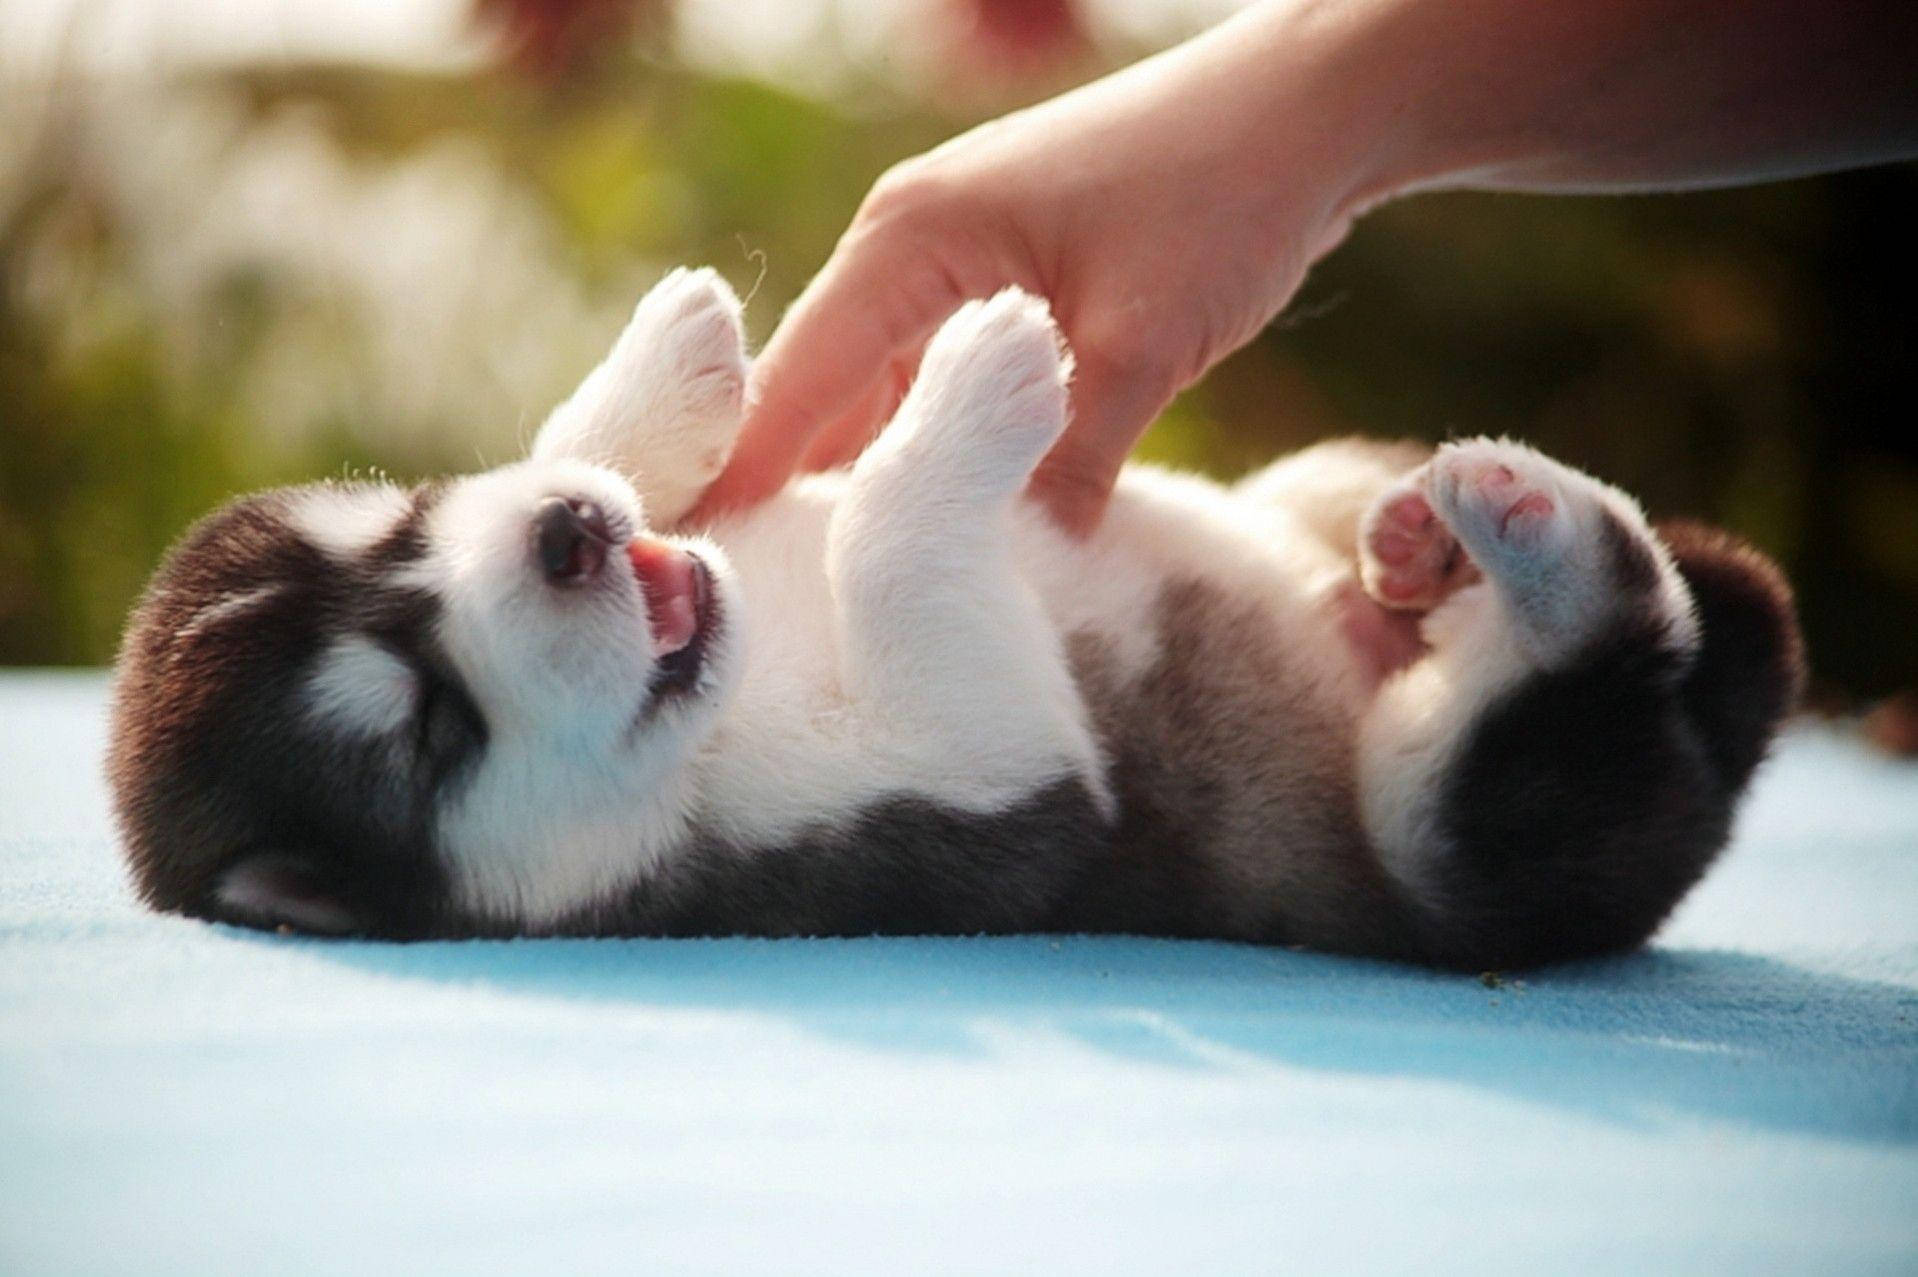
[2,0,1914,706]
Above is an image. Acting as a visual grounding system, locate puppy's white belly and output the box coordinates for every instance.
[692,475,1092,846]
[692,466,1365,851]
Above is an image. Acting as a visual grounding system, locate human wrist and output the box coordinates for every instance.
[1180,0,1448,238]
[1206,0,1613,216]
[1248,0,1918,202]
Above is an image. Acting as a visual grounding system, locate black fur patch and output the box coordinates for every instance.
[1657,520,1807,787]
[562,778,1109,938]
[366,480,445,570]
[108,483,467,939]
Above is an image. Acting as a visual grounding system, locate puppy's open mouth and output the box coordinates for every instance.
[627,538,718,699]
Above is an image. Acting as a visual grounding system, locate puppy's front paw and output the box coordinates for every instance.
[633,266,747,442]
[1360,482,1479,612]
[534,268,749,524]
[886,289,1070,489]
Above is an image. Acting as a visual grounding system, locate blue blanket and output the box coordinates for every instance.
[3,671,1914,1273]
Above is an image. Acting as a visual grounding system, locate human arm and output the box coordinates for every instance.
[690,0,1918,535]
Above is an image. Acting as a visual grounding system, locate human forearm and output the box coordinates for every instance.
[1276,0,1918,204]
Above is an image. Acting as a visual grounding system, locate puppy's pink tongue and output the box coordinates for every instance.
[627,538,699,658]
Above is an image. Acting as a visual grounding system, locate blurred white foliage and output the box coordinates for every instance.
[672,0,1252,101]
[5,76,642,462]
[675,0,936,98]
[0,0,479,74]
[2,0,1250,86]
[1080,0,1252,49]
[0,0,1247,463]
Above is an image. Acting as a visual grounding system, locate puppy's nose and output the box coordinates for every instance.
[535,497,613,584]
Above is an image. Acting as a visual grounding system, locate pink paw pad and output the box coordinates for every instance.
[1500,491,1555,535]
[1361,486,1478,611]
[1369,493,1434,567]
[1460,460,1557,539]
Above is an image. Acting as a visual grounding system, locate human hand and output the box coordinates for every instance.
[688,4,1387,535]
[690,0,1918,535]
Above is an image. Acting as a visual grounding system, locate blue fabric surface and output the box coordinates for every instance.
[3,670,1915,1273]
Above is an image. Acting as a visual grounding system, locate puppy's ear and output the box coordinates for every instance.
[212,853,359,936]
[1657,520,1806,791]
[532,266,747,470]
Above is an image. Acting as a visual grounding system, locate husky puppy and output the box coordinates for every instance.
[107,269,1804,968]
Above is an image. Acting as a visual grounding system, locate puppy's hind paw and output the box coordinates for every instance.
[1424,439,1578,574]
[1418,437,1668,656]
[1360,481,1480,612]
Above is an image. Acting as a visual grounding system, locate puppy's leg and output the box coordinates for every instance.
[533,267,747,526]
[827,289,1110,816]
[1357,438,1710,966]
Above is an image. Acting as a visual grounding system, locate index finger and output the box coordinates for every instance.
[690,246,959,521]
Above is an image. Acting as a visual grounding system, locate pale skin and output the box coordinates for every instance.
[689,0,1918,535]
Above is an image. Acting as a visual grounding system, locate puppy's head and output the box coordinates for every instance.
[108,268,750,937]
[108,463,740,938]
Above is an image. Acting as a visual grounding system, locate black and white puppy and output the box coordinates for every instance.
[107,269,1804,968]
